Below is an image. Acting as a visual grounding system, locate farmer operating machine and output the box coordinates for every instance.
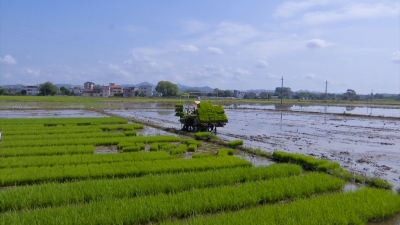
[175,101,228,132]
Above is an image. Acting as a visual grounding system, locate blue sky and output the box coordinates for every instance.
[0,0,399,94]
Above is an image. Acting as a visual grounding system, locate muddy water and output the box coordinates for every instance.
[108,108,400,191]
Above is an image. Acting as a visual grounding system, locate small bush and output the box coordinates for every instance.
[228,140,243,148]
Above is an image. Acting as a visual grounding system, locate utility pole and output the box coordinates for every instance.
[371,89,373,103]
[325,80,328,103]
[280,76,284,106]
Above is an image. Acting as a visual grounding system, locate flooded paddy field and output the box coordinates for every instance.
[108,108,400,190]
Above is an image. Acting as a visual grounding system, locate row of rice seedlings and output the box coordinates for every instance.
[170,144,187,155]
[117,142,146,151]
[2,125,103,135]
[124,131,136,136]
[1,135,181,148]
[192,153,212,158]
[273,150,340,172]
[0,145,94,157]
[0,152,173,169]
[0,173,345,225]
[0,117,127,126]
[194,132,217,140]
[99,123,144,131]
[273,151,394,189]
[0,164,302,212]
[180,139,202,147]
[2,132,126,142]
[217,148,234,156]
[166,188,400,225]
[228,139,243,148]
[0,157,252,186]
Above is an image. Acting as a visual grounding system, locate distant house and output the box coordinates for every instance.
[123,86,137,97]
[84,82,95,90]
[102,86,110,97]
[233,90,245,99]
[25,85,39,96]
[6,87,21,95]
[139,85,153,97]
[81,88,101,97]
[70,87,82,95]
[109,83,123,96]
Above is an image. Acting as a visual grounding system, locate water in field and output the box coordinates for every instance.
[107,108,400,192]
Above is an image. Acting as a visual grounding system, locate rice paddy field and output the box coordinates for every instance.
[0,113,400,224]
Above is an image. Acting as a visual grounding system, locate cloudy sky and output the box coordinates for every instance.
[0,0,399,94]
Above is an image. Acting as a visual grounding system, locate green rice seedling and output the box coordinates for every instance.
[149,143,159,151]
[181,139,202,147]
[187,144,197,152]
[194,132,217,140]
[0,152,173,169]
[0,145,94,157]
[124,131,137,137]
[0,164,302,212]
[123,146,140,152]
[0,173,344,224]
[273,151,340,172]
[217,148,234,156]
[165,188,400,225]
[192,153,212,158]
[170,144,187,155]
[135,143,146,150]
[228,140,243,148]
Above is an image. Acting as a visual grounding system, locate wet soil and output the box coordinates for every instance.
[108,108,400,191]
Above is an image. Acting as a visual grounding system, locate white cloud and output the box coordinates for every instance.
[274,0,332,18]
[99,60,131,77]
[25,68,41,76]
[392,51,400,64]
[301,3,400,25]
[306,39,332,49]
[2,73,11,78]
[207,47,224,55]
[235,68,252,76]
[0,55,17,65]
[304,73,316,79]
[255,60,269,68]
[179,45,199,52]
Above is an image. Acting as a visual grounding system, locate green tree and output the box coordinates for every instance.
[20,89,27,95]
[0,88,8,95]
[59,86,71,95]
[39,82,58,96]
[155,81,178,97]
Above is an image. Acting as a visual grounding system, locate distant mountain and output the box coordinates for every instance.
[176,83,214,92]
[296,90,323,94]
[0,84,25,89]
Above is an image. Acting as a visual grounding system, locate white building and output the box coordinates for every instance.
[233,90,246,99]
[25,85,39,96]
[139,85,153,97]
[102,86,110,97]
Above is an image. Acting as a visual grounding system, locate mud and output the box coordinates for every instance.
[108,108,400,191]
